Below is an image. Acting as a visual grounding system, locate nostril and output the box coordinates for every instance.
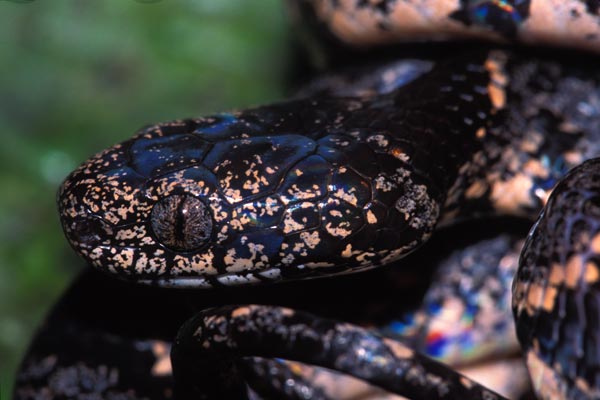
[69,217,112,245]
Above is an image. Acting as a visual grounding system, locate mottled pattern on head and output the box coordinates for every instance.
[58,53,495,288]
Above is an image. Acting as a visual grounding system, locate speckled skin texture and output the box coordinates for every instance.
[249,357,530,400]
[15,221,532,399]
[296,0,600,52]
[514,158,600,399]
[58,53,496,288]
[59,48,600,290]
[36,1,600,395]
[297,50,600,219]
[51,48,600,398]
[171,305,505,400]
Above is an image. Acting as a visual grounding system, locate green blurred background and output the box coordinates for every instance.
[0,1,289,396]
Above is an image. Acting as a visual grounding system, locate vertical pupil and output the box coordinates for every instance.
[175,198,188,245]
[151,194,213,251]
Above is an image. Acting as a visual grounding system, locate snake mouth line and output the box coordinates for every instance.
[137,267,285,289]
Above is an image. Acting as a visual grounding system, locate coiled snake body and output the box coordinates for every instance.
[19,1,600,399]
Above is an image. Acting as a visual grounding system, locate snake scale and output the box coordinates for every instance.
[14,1,600,399]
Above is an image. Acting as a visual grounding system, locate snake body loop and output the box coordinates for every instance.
[514,158,600,399]
[172,305,506,400]
[295,0,600,53]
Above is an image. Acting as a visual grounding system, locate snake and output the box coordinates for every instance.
[13,223,528,399]
[17,1,600,399]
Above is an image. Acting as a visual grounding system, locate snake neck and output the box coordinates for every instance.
[300,50,504,221]
[441,50,600,223]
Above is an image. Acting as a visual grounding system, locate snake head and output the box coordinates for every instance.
[58,56,495,288]
[58,107,444,288]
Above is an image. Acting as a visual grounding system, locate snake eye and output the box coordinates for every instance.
[150,194,213,252]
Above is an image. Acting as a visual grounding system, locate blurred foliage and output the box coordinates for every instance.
[0,1,288,396]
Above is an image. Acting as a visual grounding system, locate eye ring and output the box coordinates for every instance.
[150,194,213,252]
